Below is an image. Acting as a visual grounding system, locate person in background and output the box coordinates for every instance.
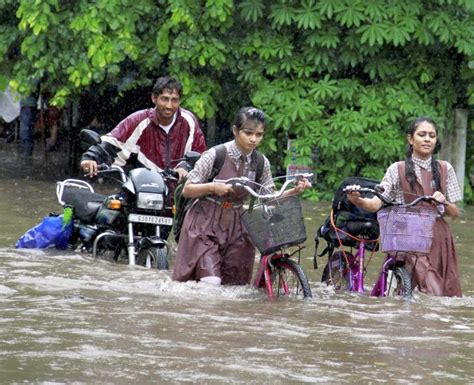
[84,116,108,136]
[0,119,5,138]
[42,93,62,152]
[173,107,311,286]
[19,93,38,156]
[80,75,207,180]
[346,117,462,297]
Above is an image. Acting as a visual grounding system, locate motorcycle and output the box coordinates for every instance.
[55,129,200,269]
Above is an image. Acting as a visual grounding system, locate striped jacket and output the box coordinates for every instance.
[82,107,206,171]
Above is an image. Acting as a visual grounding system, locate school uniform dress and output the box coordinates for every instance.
[380,156,462,297]
[172,140,273,285]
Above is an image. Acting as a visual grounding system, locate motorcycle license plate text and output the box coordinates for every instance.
[128,214,173,226]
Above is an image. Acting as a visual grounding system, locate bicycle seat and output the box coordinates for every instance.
[343,219,379,241]
[346,220,376,234]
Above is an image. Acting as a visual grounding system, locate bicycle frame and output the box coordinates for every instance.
[370,253,398,297]
[253,249,312,300]
[253,254,278,299]
[253,254,292,299]
[328,240,407,297]
[350,242,366,294]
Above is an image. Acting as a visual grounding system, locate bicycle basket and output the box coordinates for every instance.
[377,206,437,254]
[241,195,307,255]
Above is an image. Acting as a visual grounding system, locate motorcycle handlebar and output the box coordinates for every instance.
[161,169,179,181]
[87,164,180,183]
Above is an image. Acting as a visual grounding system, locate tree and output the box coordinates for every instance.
[235,0,473,199]
[1,0,473,200]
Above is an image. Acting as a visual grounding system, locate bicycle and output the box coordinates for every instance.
[318,184,444,298]
[214,173,313,300]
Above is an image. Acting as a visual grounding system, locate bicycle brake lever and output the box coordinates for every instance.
[374,184,385,193]
[425,196,448,206]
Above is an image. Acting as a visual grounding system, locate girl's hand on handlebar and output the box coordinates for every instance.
[429,191,450,216]
[431,192,460,219]
[294,177,312,193]
[80,160,98,178]
[431,191,447,205]
[345,184,362,202]
[344,184,384,212]
[173,167,188,182]
[211,182,234,197]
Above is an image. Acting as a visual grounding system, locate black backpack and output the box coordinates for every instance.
[172,144,265,242]
[314,176,380,267]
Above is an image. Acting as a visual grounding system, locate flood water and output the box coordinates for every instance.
[1,144,473,384]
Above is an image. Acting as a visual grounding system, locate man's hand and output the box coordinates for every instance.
[174,167,188,182]
[80,160,98,178]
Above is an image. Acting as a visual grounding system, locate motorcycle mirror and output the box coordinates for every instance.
[80,129,102,147]
[183,151,201,167]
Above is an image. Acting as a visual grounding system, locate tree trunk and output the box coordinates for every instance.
[440,121,452,164]
[451,108,468,201]
[206,116,216,147]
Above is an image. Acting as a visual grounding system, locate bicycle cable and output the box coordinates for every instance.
[329,208,379,271]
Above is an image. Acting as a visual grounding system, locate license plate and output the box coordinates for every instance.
[128,213,173,226]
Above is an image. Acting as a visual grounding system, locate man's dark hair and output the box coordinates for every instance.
[152,76,183,97]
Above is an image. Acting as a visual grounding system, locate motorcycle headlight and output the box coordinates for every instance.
[137,192,164,210]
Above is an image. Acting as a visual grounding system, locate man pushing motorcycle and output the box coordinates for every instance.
[80,76,207,180]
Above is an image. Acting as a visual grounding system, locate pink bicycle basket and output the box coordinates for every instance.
[377,206,437,254]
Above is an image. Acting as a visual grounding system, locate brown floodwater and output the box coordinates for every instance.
[0,143,473,383]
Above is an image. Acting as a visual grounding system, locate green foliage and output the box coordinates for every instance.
[234,0,473,199]
[239,0,264,23]
[1,0,473,200]
[464,120,474,204]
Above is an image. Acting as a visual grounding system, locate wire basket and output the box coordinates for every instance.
[241,195,307,255]
[377,206,438,254]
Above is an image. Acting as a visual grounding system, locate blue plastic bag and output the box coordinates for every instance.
[16,214,73,250]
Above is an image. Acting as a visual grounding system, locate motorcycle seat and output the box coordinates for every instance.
[63,186,107,223]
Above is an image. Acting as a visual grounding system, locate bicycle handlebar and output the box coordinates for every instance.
[213,173,313,200]
[343,186,447,207]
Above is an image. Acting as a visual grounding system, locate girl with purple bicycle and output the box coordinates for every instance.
[346,117,463,297]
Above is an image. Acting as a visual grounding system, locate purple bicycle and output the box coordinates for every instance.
[318,185,443,298]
